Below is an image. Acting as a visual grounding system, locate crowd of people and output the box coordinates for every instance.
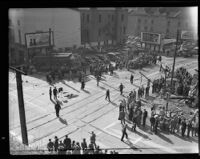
[45,51,198,154]
[46,132,119,154]
[116,72,198,140]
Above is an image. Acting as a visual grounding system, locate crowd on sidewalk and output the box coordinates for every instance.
[116,73,199,140]
[46,132,119,155]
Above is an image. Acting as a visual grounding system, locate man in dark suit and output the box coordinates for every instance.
[143,109,148,127]
[121,124,128,142]
[53,87,57,101]
[105,89,110,102]
[49,87,52,100]
[55,102,61,117]
[63,135,71,152]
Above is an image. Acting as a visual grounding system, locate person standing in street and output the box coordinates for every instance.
[181,119,187,137]
[130,74,134,84]
[187,120,192,138]
[63,135,71,152]
[54,136,59,152]
[119,83,125,95]
[81,138,88,154]
[97,75,100,86]
[143,109,148,127]
[47,139,54,152]
[49,87,52,100]
[90,131,96,149]
[150,115,155,132]
[55,101,61,117]
[145,86,150,98]
[105,89,111,102]
[154,116,159,134]
[121,124,128,142]
[81,80,85,90]
[53,87,57,101]
[132,111,137,132]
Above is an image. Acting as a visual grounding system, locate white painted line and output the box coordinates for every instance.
[103,120,120,130]
[9,93,46,112]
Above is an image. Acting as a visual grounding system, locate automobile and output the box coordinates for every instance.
[191,47,198,55]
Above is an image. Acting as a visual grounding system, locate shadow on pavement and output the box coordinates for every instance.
[61,80,80,93]
[109,101,118,107]
[138,125,154,135]
[99,86,106,90]
[156,132,174,144]
[173,133,198,143]
[59,117,68,125]
[125,139,142,152]
[126,125,151,140]
[82,89,90,94]
[50,98,56,105]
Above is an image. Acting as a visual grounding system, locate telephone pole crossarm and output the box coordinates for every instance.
[9,66,27,75]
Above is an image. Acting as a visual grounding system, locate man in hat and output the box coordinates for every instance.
[55,101,61,117]
[119,83,125,95]
[53,87,58,101]
[121,124,128,142]
[81,138,88,154]
[81,80,85,90]
[90,131,96,148]
[105,89,111,102]
[130,74,134,84]
[54,136,59,152]
[143,109,148,127]
[181,118,187,137]
[63,135,71,152]
[49,87,52,100]
[47,139,54,152]
[154,115,159,134]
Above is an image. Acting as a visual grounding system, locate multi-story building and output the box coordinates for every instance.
[79,8,128,46]
[9,8,128,65]
[127,7,197,39]
[9,8,82,65]
[9,8,81,49]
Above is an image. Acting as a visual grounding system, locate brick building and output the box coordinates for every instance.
[79,8,128,46]
[127,7,197,39]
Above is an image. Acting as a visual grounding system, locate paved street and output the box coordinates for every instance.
[9,56,198,154]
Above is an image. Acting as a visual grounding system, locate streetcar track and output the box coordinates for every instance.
[11,88,118,135]
[28,93,120,144]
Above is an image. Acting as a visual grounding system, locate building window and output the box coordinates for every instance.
[166,28,169,33]
[138,18,141,23]
[151,19,154,24]
[112,15,114,21]
[150,27,153,32]
[98,29,101,36]
[144,26,148,31]
[121,14,124,22]
[144,19,147,24]
[87,14,90,23]
[123,26,126,34]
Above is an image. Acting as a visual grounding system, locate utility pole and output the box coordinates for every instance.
[170,30,179,93]
[9,66,28,145]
